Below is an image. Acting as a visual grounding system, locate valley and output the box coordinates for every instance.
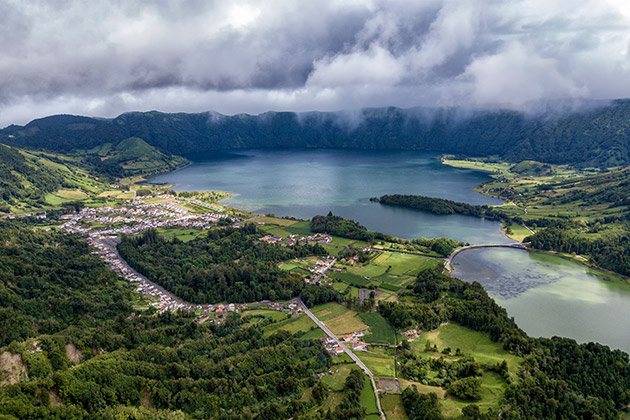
[0,144,629,419]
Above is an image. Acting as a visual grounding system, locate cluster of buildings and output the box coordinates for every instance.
[342,331,369,352]
[56,195,247,320]
[321,337,345,356]
[267,301,303,315]
[86,235,205,312]
[60,198,228,237]
[319,329,370,356]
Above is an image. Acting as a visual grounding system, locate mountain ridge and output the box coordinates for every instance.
[2,101,630,167]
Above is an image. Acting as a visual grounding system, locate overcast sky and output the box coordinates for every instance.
[1,0,630,126]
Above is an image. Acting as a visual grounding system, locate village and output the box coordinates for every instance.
[55,193,322,323]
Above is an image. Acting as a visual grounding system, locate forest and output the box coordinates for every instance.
[0,220,345,419]
[311,212,376,242]
[372,194,505,221]
[0,219,133,347]
[525,228,630,276]
[117,225,328,303]
[4,101,630,167]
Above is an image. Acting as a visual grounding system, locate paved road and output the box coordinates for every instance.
[99,237,195,307]
[444,242,528,271]
[298,299,386,420]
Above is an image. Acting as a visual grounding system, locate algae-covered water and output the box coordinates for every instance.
[453,247,630,353]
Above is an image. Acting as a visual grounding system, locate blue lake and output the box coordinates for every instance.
[150,149,509,244]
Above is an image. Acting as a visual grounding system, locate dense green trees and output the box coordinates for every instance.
[5,102,630,167]
[0,220,133,346]
[0,221,336,418]
[373,194,505,221]
[311,212,375,242]
[118,225,327,303]
[401,386,443,420]
[526,228,630,276]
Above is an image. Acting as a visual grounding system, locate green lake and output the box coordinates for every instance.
[452,248,630,353]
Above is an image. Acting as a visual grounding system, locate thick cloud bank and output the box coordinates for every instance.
[1,0,629,126]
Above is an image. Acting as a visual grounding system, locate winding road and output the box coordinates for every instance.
[298,299,386,420]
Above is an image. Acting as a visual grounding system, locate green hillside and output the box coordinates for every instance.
[3,101,630,167]
[74,136,188,177]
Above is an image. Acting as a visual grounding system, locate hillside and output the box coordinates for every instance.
[2,101,630,167]
[76,136,188,177]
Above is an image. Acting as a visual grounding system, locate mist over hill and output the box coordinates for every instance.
[2,100,629,167]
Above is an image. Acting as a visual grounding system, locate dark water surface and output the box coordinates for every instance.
[150,149,509,244]
[453,248,630,353]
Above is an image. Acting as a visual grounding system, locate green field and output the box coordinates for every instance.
[278,256,320,277]
[241,309,288,322]
[359,374,380,416]
[405,323,524,416]
[321,365,356,391]
[157,227,203,242]
[311,302,369,335]
[412,323,522,374]
[254,216,298,226]
[311,302,349,321]
[356,351,396,377]
[331,271,371,287]
[334,252,440,291]
[381,394,409,420]
[262,314,319,337]
[359,313,396,345]
[284,221,314,235]
[260,225,292,237]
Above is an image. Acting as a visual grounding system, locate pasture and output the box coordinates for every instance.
[359,313,396,345]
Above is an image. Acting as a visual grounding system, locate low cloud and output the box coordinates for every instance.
[0,0,629,126]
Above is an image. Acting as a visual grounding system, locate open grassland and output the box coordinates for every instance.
[241,309,288,322]
[98,190,135,200]
[260,225,293,237]
[284,220,314,235]
[321,365,355,391]
[357,351,396,377]
[55,189,89,200]
[156,227,203,242]
[325,310,370,336]
[505,222,532,241]
[311,302,349,321]
[335,252,440,291]
[360,375,380,416]
[311,303,369,335]
[279,256,319,276]
[254,216,298,226]
[412,323,522,374]
[404,323,523,417]
[359,313,396,345]
[400,380,446,398]
[331,282,360,298]
[439,372,508,417]
[262,313,319,337]
[381,394,410,420]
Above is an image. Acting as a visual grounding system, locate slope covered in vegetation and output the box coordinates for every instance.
[3,101,630,167]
